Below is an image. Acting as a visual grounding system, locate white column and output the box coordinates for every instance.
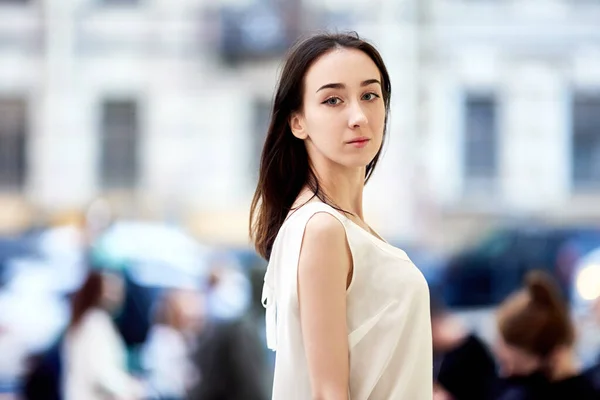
[31,0,95,209]
[501,62,569,211]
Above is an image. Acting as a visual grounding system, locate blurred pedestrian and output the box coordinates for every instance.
[250,32,432,399]
[584,359,600,397]
[142,289,201,400]
[583,297,600,393]
[187,316,269,400]
[62,270,143,400]
[434,270,598,399]
[187,264,269,400]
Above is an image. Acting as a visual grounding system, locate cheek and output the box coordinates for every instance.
[494,342,513,368]
[368,105,386,135]
[308,107,344,130]
[304,109,345,144]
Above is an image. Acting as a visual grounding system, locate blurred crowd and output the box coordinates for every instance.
[0,0,599,398]
[432,271,600,400]
[0,206,599,399]
[0,208,272,400]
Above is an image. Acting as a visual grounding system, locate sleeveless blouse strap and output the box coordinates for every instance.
[261,202,347,352]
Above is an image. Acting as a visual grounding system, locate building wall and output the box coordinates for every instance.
[0,0,599,249]
[420,0,600,249]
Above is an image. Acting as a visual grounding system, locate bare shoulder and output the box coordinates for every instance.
[299,211,351,276]
[303,211,346,247]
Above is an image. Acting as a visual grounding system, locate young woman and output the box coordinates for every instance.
[250,32,432,400]
[434,270,598,399]
[62,270,143,400]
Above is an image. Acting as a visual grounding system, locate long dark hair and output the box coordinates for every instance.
[69,271,104,330]
[249,32,392,260]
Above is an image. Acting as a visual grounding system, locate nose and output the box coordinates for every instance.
[348,102,368,129]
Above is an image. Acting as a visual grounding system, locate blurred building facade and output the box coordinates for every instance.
[0,0,599,250]
[417,0,600,249]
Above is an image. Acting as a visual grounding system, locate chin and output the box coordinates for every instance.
[349,153,378,168]
[340,160,371,169]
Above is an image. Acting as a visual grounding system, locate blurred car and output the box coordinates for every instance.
[0,232,71,366]
[442,225,600,308]
[0,236,39,287]
[91,220,213,286]
[217,246,267,308]
[209,246,267,319]
[571,247,600,318]
[222,246,267,271]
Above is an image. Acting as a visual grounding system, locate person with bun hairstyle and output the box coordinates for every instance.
[433,270,598,400]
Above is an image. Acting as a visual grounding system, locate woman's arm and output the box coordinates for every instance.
[85,312,143,399]
[298,213,353,400]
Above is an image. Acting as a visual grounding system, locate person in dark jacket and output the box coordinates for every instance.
[22,337,63,400]
[187,316,269,400]
[434,270,598,400]
[583,297,600,393]
[584,362,600,395]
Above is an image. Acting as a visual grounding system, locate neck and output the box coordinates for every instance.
[548,348,579,381]
[313,166,365,217]
[299,159,366,218]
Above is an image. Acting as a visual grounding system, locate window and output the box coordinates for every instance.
[251,98,271,177]
[0,98,27,190]
[216,1,303,65]
[100,99,139,189]
[572,92,600,190]
[463,94,498,193]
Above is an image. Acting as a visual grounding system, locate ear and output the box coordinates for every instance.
[289,111,308,140]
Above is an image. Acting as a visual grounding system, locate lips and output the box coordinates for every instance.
[347,137,370,148]
[347,137,370,144]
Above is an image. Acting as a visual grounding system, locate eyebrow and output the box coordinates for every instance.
[316,79,381,93]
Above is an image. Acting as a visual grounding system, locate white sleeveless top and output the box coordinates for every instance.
[261,202,433,400]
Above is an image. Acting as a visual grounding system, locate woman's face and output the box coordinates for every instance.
[101,272,125,312]
[290,48,386,172]
[433,383,454,400]
[494,336,542,377]
[175,289,205,333]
